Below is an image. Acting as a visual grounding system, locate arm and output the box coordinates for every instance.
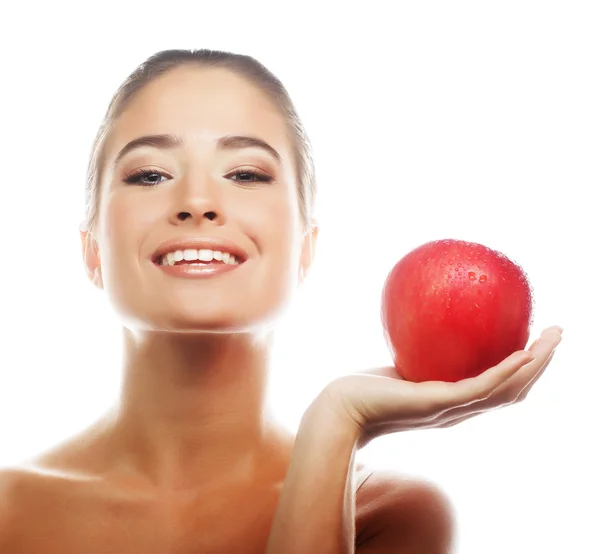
[265,395,455,554]
[264,395,360,554]
[265,328,560,553]
[0,469,22,549]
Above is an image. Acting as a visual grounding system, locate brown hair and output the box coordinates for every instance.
[82,49,316,233]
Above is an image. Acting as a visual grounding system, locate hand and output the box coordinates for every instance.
[319,325,563,448]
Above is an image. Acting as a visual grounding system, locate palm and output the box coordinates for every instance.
[324,326,562,448]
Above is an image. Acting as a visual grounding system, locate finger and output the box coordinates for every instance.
[440,331,561,419]
[490,328,562,404]
[354,327,561,419]
[437,411,478,428]
[357,326,563,382]
[515,349,556,402]
[439,349,533,409]
[361,350,531,417]
[438,352,558,428]
[357,366,405,379]
[526,326,562,354]
[539,324,564,336]
[440,350,556,421]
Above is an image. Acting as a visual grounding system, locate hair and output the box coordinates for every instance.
[82,49,317,233]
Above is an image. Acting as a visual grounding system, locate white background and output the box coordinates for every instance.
[0,1,598,552]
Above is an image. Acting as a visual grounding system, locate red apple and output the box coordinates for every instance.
[381,239,533,383]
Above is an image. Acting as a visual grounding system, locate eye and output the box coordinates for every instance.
[122,167,274,186]
[227,168,273,184]
[123,168,169,186]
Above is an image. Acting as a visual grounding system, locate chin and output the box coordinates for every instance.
[117,302,289,336]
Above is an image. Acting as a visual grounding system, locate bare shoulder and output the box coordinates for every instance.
[0,462,115,553]
[356,468,456,554]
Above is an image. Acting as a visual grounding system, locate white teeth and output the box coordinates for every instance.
[198,249,213,262]
[158,248,240,266]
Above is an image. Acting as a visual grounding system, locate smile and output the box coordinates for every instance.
[151,236,247,279]
[158,248,241,266]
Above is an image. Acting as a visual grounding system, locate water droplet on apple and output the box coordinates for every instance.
[479,275,488,283]
[468,272,476,281]
[448,260,453,265]
[457,263,462,268]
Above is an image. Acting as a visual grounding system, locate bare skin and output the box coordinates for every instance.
[0,428,386,553]
[0,65,560,553]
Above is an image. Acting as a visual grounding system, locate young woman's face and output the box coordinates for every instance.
[86,66,316,333]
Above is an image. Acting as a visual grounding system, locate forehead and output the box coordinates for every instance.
[104,66,293,165]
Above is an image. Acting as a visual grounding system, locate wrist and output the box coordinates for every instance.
[301,388,362,446]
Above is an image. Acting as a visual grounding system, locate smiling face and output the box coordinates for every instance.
[83,65,317,333]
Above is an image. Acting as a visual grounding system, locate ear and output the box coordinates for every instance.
[80,228,104,290]
[298,220,319,285]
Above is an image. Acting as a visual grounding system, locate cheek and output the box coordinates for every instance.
[99,190,158,279]
[235,188,301,258]
[97,190,162,321]
[229,190,302,301]
[102,189,161,243]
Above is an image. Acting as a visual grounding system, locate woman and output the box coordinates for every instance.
[0,49,562,553]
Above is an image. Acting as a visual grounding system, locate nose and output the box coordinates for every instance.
[170,171,224,226]
[175,210,218,223]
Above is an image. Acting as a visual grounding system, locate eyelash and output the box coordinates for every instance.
[122,168,274,186]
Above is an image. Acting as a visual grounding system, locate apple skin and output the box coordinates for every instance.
[381,239,534,383]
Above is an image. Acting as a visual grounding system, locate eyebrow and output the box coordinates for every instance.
[112,133,282,167]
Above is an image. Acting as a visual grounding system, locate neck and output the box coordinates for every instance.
[103,328,289,491]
